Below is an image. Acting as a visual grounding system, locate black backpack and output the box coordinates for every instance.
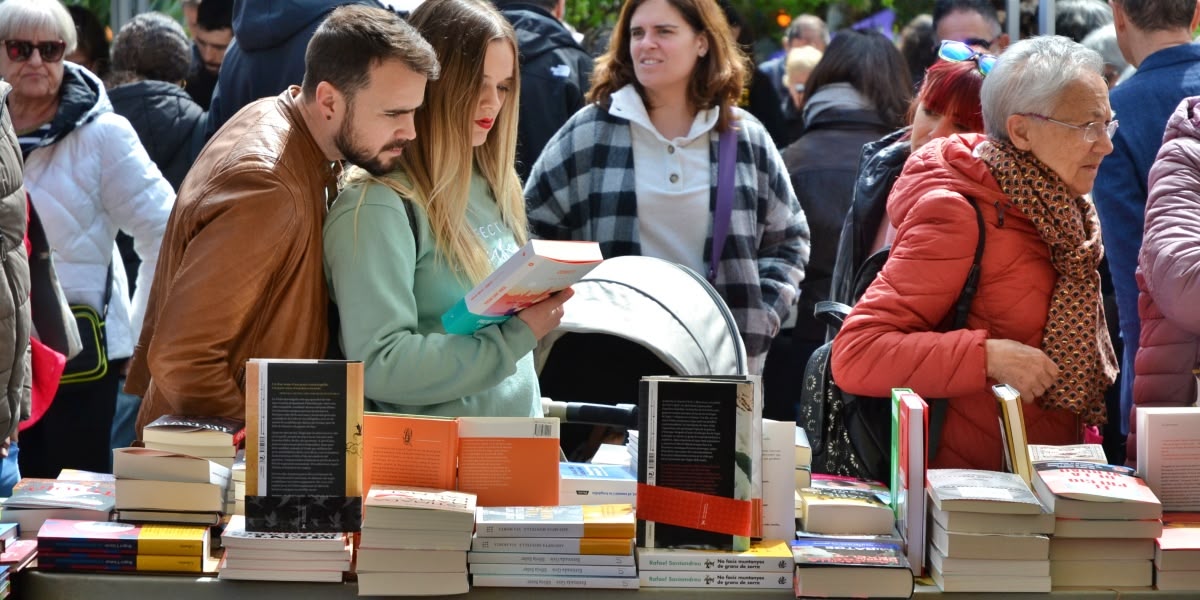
[799,197,986,484]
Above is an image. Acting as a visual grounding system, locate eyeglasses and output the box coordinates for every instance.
[3,40,66,63]
[1017,113,1119,143]
[938,40,997,76]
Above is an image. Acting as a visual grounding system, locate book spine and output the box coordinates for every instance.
[36,553,203,572]
[476,522,634,539]
[468,563,635,577]
[636,553,777,571]
[38,539,138,555]
[138,538,205,557]
[470,537,632,555]
[467,552,635,566]
[470,574,640,589]
[639,571,793,588]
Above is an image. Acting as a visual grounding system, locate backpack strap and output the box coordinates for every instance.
[928,196,986,461]
[708,126,736,283]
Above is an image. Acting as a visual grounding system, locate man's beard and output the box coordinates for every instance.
[334,110,409,176]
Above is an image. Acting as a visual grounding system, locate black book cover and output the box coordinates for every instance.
[245,360,364,532]
[636,377,747,550]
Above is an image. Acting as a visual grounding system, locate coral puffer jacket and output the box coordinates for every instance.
[832,134,1080,470]
[1129,97,1200,466]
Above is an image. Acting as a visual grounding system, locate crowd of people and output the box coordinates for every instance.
[0,0,1196,495]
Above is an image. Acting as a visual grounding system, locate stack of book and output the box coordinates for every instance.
[141,415,242,469]
[36,519,209,573]
[218,515,350,583]
[625,430,639,471]
[111,447,229,526]
[791,537,913,598]
[469,504,638,589]
[558,463,635,507]
[1031,458,1162,588]
[1156,515,1200,591]
[0,538,36,574]
[356,486,475,596]
[1,477,114,537]
[926,469,1052,592]
[795,426,811,493]
[797,474,894,537]
[230,450,245,516]
[638,540,793,589]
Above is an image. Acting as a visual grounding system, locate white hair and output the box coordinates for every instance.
[0,0,78,54]
[981,35,1105,141]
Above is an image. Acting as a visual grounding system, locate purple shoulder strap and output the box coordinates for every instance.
[708,126,736,283]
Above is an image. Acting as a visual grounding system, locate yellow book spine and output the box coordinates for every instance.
[578,538,633,555]
[137,554,203,572]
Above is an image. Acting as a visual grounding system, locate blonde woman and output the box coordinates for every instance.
[323,0,570,417]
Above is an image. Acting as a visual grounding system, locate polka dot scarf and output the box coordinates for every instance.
[978,139,1118,425]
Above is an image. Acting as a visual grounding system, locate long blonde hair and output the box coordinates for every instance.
[344,0,525,284]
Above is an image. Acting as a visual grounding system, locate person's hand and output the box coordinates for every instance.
[517,288,575,340]
[1,436,10,459]
[986,338,1059,401]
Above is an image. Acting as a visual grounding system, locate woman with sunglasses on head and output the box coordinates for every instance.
[324,0,569,418]
[0,0,173,478]
[831,40,993,306]
[525,0,810,378]
[831,36,1118,471]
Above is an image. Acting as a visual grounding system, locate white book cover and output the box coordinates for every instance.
[760,419,796,541]
[467,551,635,567]
[468,563,635,577]
[1136,407,1200,511]
[470,574,639,589]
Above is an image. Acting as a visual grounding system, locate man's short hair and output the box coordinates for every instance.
[786,14,830,46]
[1111,0,1197,32]
[301,5,440,101]
[933,0,1002,29]
[494,0,558,13]
[195,0,232,32]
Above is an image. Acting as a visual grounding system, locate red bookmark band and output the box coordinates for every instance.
[636,484,753,537]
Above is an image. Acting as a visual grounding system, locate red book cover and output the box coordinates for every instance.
[36,520,208,556]
[1033,461,1159,504]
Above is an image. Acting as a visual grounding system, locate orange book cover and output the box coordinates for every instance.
[362,413,459,493]
[456,417,560,507]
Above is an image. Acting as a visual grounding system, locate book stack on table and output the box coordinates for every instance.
[469,504,638,589]
[141,416,242,515]
[558,463,636,507]
[355,485,475,596]
[0,524,28,592]
[638,540,793,589]
[1155,515,1200,591]
[0,477,114,538]
[111,447,229,526]
[1031,459,1163,588]
[35,519,210,573]
[230,450,245,516]
[217,515,351,583]
[926,469,1052,593]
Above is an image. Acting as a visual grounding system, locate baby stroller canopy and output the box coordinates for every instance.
[535,256,748,461]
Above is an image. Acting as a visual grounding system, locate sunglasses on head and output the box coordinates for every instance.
[938,40,997,76]
[3,40,66,63]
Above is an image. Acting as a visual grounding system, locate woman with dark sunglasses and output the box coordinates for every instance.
[0,0,173,480]
[831,36,1118,472]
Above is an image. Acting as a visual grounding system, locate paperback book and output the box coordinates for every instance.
[636,540,792,572]
[244,359,364,532]
[791,538,914,599]
[363,485,476,531]
[636,376,756,551]
[36,520,209,557]
[142,415,244,448]
[890,388,927,576]
[926,468,1044,514]
[475,504,635,538]
[1135,407,1200,511]
[1031,461,1162,520]
[993,384,1033,486]
[441,239,602,334]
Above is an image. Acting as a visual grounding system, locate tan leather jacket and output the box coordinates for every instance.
[127,88,336,435]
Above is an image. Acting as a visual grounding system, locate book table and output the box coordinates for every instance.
[14,571,1200,600]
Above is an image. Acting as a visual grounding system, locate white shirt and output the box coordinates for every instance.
[609,85,718,275]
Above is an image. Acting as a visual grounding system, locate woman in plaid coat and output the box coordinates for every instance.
[524,0,810,374]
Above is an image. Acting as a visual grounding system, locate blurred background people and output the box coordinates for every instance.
[65,4,108,79]
[779,45,822,143]
[934,0,1009,53]
[0,0,174,477]
[759,14,828,109]
[185,0,233,110]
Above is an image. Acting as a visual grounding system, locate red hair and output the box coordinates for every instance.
[908,59,985,132]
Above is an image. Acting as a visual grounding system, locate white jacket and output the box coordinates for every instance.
[25,64,174,360]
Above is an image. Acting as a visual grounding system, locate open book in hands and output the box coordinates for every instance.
[441,240,603,335]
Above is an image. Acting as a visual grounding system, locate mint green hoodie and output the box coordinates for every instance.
[323,170,540,417]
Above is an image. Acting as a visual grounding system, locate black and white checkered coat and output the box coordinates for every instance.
[524,102,811,373]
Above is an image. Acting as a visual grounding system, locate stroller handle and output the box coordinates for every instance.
[541,399,639,429]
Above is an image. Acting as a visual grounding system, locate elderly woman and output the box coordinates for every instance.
[1127,95,1200,466]
[831,36,1118,471]
[0,0,174,477]
[525,0,810,377]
